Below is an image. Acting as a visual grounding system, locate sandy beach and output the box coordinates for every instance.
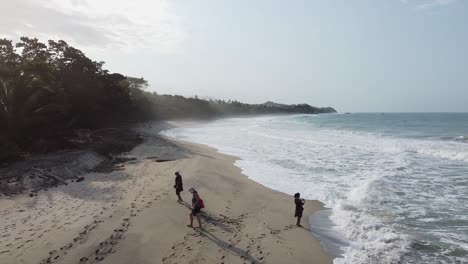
[0,123,331,264]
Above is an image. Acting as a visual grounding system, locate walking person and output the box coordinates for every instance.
[174,171,183,202]
[187,187,204,228]
[294,193,305,227]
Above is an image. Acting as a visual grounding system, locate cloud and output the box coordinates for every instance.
[417,0,457,9]
[400,0,459,9]
[0,0,186,54]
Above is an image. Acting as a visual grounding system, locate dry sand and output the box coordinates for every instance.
[0,122,332,264]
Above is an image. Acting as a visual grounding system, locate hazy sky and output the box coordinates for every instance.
[1,0,468,112]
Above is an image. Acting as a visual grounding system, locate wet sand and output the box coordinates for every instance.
[0,123,331,264]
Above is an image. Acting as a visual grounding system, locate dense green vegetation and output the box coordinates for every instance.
[0,37,335,162]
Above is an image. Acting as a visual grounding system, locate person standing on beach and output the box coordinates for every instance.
[187,187,203,228]
[294,193,305,227]
[174,171,183,202]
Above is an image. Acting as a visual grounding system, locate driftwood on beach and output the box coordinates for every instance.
[32,167,68,186]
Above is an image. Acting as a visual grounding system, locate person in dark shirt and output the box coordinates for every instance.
[174,171,183,202]
[187,187,202,228]
[294,193,305,227]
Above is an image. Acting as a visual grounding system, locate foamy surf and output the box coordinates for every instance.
[161,113,468,263]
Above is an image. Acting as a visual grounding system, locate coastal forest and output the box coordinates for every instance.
[0,37,336,162]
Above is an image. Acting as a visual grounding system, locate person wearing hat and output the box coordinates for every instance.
[187,187,203,228]
[174,171,183,202]
[294,193,305,227]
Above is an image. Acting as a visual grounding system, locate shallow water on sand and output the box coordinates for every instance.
[162,113,468,264]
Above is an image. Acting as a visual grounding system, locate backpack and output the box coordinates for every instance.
[198,198,205,209]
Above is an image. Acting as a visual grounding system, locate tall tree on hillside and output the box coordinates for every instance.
[0,37,139,151]
[0,38,64,145]
[46,39,133,128]
[124,77,155,120]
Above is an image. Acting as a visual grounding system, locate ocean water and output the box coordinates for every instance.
[161,113,468,264]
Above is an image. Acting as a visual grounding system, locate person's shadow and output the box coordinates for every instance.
[178,201,260,263]
[179,201,234,233]
[198,229,260,263]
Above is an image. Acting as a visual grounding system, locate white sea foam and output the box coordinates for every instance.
[161,115,468,264]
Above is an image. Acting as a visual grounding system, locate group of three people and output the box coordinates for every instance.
[174,171,306,228]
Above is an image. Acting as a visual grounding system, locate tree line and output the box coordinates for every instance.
[0,37,335,162]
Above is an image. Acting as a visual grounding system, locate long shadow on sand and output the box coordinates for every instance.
[178,202,259,263]
[179,201,235,233]
[198,229,260,264]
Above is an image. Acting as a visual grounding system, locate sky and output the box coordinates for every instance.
[1,0,468,112]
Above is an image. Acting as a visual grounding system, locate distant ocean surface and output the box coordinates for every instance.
[161,113,468,264]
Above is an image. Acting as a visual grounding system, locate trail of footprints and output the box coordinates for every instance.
[38,187,169,264]
[162,211,268,264]
[33,165,174,264]
[1,141,182,262]
[1,186,124,255]
[162,232,204,263]
[77,218,130,264]
[162,184,267,264]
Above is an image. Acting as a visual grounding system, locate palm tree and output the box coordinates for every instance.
[0,38,65,144]
[0,69,63,143]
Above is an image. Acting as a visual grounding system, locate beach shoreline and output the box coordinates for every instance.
[0,121,332,264]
